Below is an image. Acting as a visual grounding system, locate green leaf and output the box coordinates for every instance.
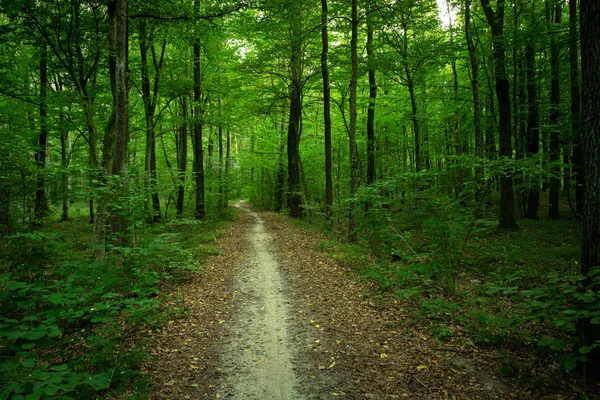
[562,357,577,370]
[21,342,36,349]
[579,346,593,355]
[85,373,110,390]
[550,338,567,351]
[590,316,600,324]
[20,358,36,368]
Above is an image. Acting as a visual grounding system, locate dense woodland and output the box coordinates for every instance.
[1,0,600,398]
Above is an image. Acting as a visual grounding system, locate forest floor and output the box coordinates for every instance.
[144,201,527,400]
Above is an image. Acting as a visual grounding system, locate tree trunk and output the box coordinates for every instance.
[348,0,360,239]
[287,0,303,219]
[60,115,70,222]
[140,24,165,223]
[34,40,49,225]
[321,0,333,222]
[217,96,224,210]
[193,0,205,220]
[465,0,484,175]
[366,1,377,187]
[548,2,562,220]
[570,0,583,215]
[481,0,519,230]
[176,95,188,218]
[525,35,541,219]
[579,0,600,377]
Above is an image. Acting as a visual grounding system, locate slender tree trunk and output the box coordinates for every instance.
[193,0,205,220]
[225,124,232,205]
[321,0,333,222]
[287,0,303,218]
[60,116,70,222]
[34,41,49,225]
[579,0,600,376]
[570,0,583,215]
[113,0,129,227]
[525,34,541,219]
[217,96,224,210]
[465,0,484,177]
[348,0,360,239]
[366,2,377,187]
[548,2,562,220]
[481,0,519,230]
[176,95,188,218]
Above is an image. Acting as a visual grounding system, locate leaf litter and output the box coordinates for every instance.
[143,202,586,399]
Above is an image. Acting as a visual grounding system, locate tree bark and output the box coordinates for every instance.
[366,1,377,187]
[140,22,165,223]
[348,0,360,238]
[34,40,49,225]
[321,0,333,222]
[287,0,303,219]
[570,0,583,215]
[525,35,541,219]
[579,0,600,376]
[481,0,519,230]
[176,95,188,218]
[548,2,562,220]
[60,115,70,222]
[464,0,482,163]
[193,0,205,220]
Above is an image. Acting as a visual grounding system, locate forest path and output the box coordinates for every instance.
[215,203,302,398]
[147,203,511,399]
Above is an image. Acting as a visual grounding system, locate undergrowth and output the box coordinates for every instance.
[0,214,229,399]
[315,180,599,393]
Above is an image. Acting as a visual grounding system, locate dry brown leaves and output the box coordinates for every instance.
[142,207,590,399]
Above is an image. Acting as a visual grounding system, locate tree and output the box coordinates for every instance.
[321,0,333,222]
[569,0,583,215]
[287,0,303,219]
[480,0,519,231]
[348,0,360,237]
[34,40,49,225]
[366,0,377,187]
[139,21,166,223]
[579,0,600,376]
[193,0,205,220]
[548,1,562,221]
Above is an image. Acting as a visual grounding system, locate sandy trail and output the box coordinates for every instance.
[217,203,302,399]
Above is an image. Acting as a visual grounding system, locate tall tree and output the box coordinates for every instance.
[525,13,541,219]
[481,0,519,230]
[548,1,562,220]
[139,21,166,222]
[579,0,600,376]
[348,0,360,237]
[569,0,583,215]
[34,40,49,224]
[321,0,333,222]
[176,95,188,218]
[366,0,377,187]
[193,0,205,220]
[465,0,484,168]
[287,0,303,218]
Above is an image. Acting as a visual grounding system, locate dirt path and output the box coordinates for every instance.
[216,203,301,398]
[147,203,517,399]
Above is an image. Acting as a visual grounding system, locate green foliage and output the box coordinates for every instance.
[0,217,225,399]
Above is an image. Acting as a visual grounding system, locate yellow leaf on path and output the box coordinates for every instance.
[328,361,336,369]
[416,365,428,370]
[216,394,221,399]
[380,353,388,359]
[332,393,339,396]
[315,324,320,329]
